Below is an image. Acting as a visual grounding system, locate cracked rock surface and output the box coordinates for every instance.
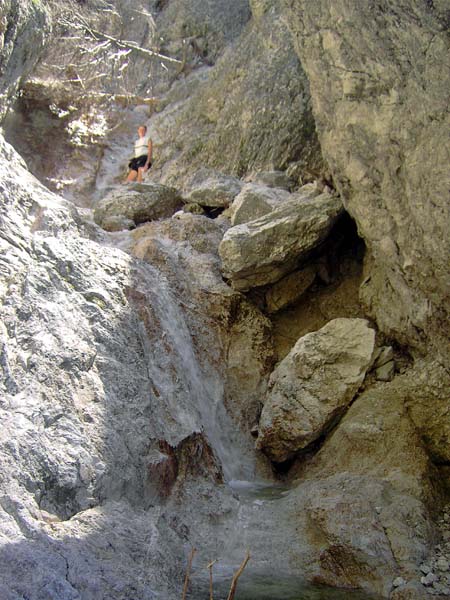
[283,0,450,359]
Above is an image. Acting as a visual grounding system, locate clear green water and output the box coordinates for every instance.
[188,575,379,599]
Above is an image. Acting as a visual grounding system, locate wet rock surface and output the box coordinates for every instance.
[0,136,258,599]
[130,212,276,441]
[1,0,449,598]
[0,133,408,599]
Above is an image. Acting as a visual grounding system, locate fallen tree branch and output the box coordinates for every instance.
[63,18,181,65]
[206,559,218,600]
[227,551,251,600]
[181,547,197,600]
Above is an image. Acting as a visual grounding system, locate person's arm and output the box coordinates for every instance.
[144,139,153,170]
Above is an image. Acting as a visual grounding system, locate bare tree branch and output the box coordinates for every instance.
[226,551,251,600]
[181,547,197,600]
[206,559,218,600]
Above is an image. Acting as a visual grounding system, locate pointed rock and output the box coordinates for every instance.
[230,183,292,226]
[257,318,376,462]
[265,264,317,313]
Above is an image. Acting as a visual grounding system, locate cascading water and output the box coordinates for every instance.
[90,190,383,599]
[76,107,386,597]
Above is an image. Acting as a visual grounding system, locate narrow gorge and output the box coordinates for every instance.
[0,1,449,599]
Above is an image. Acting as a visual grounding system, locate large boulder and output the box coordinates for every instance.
[230,183,292,225]
[282,376,440,596]
[256,318,376,462]
[282,0,450,360]
[184,169,243,208]
[219,192,343,291]
[93,183,182,230]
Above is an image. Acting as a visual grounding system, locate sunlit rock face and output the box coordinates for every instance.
[257,318,376,462]
[0,134,277,598]
[3,0,323,205]
[282,0,450,359]
[147,1,324,189]
[1,1,449,598]
[0,0,50,121]
[93,182,182,230]
[150,0,252,62]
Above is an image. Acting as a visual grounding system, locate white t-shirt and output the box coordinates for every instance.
[134,135,151,158]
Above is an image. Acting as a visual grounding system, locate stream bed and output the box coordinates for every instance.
[187,574,380,599]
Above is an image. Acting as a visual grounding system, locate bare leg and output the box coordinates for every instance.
[137,166,145,183]
[126,169,138,183]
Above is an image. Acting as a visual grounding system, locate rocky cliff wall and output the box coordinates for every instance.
[2,1,450,598]
[140,1,323,188]
[0,0,50,121]
[151,0,251,62]
[0,132,275,598]
[282,0,450,360]
[1,129,443,600]
[3,0,324,202]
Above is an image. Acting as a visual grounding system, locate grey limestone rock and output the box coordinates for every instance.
[230,182,292,226]
[152,0,251,62]
[0,134,270,599]
[146,3,324,188]
[93,183,182,229]
[282,0,450,360]
[401,360,450,464]
[257,318,376,462]
[0,0,50,121]
[184,169,243,207]
[285,376,438,597]
[100,215,136,232]
[391,582,433,599]
[422,572,438,586]
[182,202,206,215]
[376,360,395,382]
[373,345,394,369]
[253,170,295,191]
[130,212,276,437]
[250,0,276,20]
[437,558,450,572]
[219,191,343,291]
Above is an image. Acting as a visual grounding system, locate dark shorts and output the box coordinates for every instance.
[128,155,151,171]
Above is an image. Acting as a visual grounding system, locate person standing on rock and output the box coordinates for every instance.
[125,125,153,183]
